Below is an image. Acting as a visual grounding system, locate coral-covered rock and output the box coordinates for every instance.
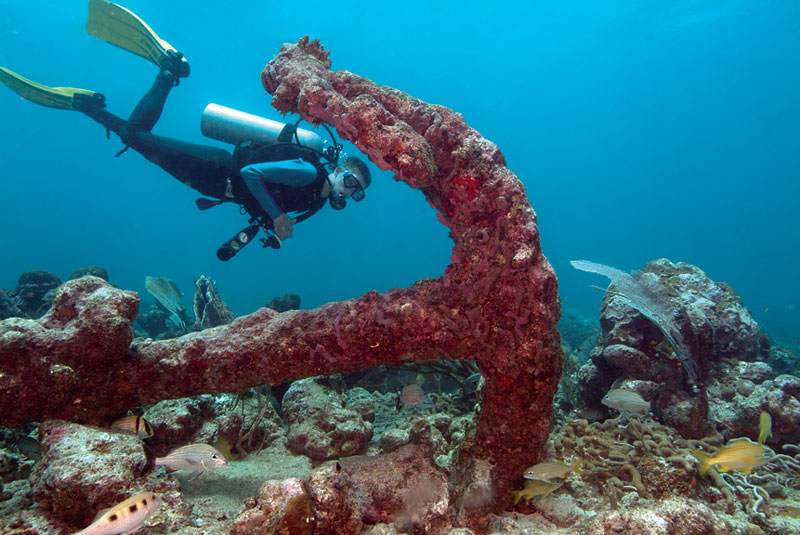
[361,524,402,535]
[30,420,149,526]
[143,396,210,453]
[341,444,450,533]
[144,392,285,458]
[25,420,191,534]
[69,266,109,282]
[15,270,61,317]
[709,369,800,444]
[768,345,800,376]
[136,302,171,339]
[283,376,373,460]
[0,276,138,426]
[0,288,22,320]
[344,387,376,423]
[265,293,301,312]
[192,275,235,330]
[578,259,765,437]
[531,495,590,528]
[584,497,726,535]
[380,428,411,454]
[233,444,450,535]
[306,462,362,534]
[0,449,30,484]
[232,478,316,535]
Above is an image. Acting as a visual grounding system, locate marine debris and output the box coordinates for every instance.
[0,35,561,529]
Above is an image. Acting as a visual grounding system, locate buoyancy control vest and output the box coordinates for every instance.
[197,105,342,260]
[230,140,329,229]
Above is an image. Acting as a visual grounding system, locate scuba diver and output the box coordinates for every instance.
[0,0,371,261]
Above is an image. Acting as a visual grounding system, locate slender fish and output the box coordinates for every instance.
[601,388,651,414]
[510,478,564,504]
[758,411,772,445]
[155,443,228,481]
[694,438,771,475]
[524,459,583,481]
[69,492,161,535]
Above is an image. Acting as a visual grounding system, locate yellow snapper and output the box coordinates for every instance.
[510,478,564,504]
[155,443,228,481]
[694,438,771,475]
[69,492,161,535]
[601,388,651,414]
[524,458,582,481]
[758,411,772,445]
[110,415,154,439]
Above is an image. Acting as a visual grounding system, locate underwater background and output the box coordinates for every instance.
[0,0,798,349]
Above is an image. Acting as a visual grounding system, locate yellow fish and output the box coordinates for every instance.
[758,411,772,445]
[694,438,771,475]
[69,492,161,535]
[510,478,564,504]
[110,415,154,439]
[523,458,582,481]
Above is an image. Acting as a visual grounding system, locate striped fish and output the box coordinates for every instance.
[510,478,564,504]
[69,492,161,535]
[694,438,772,475]
[601,388,651,414]
[110,415,154,439]
[524,458,583,481]
[155,443,227,481]
[396,383,433,410]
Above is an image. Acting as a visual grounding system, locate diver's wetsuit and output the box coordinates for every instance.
[77,70,327,224]
[79,70,234,200]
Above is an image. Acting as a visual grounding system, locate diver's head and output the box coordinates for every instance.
[327,156,371,210]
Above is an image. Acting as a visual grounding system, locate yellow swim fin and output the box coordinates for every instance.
[86,0,189,76]
[0,67,97,110]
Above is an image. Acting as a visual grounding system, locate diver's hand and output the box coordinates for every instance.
[273,214,294,240]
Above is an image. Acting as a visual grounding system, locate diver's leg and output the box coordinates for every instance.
[123,131,234,199]
[120,69,177,142]
[73,93,126,135]
[76,94,233,199]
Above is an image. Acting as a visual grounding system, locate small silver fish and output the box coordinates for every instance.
[155,443,227,481]
[397,383,433,409]
[601,388,650,414]
[69,492,161,535]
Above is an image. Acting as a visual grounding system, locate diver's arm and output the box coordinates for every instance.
[240,159,317,220]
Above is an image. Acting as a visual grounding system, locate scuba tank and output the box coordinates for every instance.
[199,104,341,261]
[201,103,326,152]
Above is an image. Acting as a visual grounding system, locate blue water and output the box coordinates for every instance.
[1,1,798,348]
